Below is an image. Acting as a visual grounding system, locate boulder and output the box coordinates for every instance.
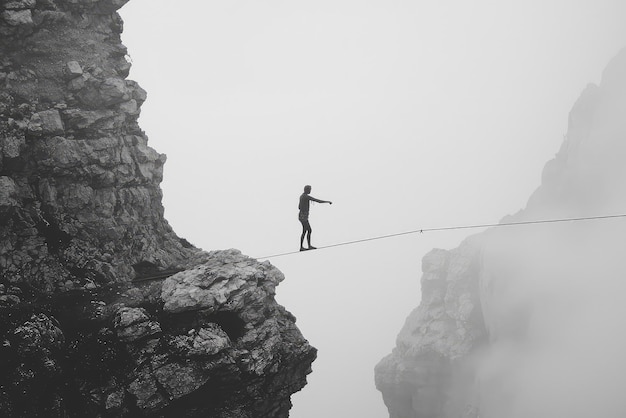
[66,61,83,77]
[113,307,161,342]
[161,249,283,315]
[99,77,131,106]
[28,109,65,136]
[169,324,231,356]
[2,9,33,26]
[4,0,37,9]
[0,176,18,207]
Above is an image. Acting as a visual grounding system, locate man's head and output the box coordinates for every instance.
[304,185,311,194]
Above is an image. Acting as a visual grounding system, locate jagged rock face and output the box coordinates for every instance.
[0,0,195,294]
[0,1,316,416]
[376,48,626,418]
[375,236,486,418]
[0,250,316,417]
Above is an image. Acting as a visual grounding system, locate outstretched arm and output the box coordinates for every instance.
[309,196,333,204]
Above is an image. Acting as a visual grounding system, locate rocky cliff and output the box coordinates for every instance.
[375,48,626,418]
[0,1,315,416]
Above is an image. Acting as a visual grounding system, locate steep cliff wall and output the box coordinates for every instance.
[375,48,626,418]
[0,0,195,292]
[0,1,315,416]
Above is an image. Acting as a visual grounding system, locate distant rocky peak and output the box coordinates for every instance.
[376,48,626,418]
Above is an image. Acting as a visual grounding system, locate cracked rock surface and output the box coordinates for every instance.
[0,0,196,292]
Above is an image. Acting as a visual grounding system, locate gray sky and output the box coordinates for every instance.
[119,1,626,417]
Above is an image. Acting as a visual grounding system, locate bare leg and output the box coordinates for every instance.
[300,219,311,250]
[307,226,316,249]
[300,229,307,250]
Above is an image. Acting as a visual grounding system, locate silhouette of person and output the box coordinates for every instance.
[299,185,332,251]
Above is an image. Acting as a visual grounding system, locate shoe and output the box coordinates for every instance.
[308,246,317,250]
[300,247,308,251]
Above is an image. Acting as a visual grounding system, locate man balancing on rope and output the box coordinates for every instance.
[299,185,332,251]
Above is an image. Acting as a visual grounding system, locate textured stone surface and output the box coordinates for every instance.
[0,1,316,417]
[0,0,196,293]
[169,324,231,357]
[375,237,486,418]
[0,250,316,417]
[162,250,283,315]
[0,176,18,207]
[376,48,626,418]
[113,307,161,342]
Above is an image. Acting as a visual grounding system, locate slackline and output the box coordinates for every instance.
[255,213,626,260]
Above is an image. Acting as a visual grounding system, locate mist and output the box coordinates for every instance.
[480,223,626,417]
[478,52,626,417]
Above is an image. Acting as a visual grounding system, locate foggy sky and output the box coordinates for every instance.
[119,1,626,417]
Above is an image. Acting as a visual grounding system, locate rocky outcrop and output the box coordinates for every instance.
[375,236,486,418]
[0,1,315,416]
[376,48,626,418]
[0,0,195,294]
[0,250,315,417]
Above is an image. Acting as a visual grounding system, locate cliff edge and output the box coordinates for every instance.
[375,48,626,418]
[0,1,315,416]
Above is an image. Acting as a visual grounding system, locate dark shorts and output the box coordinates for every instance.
[299,212,310,230]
